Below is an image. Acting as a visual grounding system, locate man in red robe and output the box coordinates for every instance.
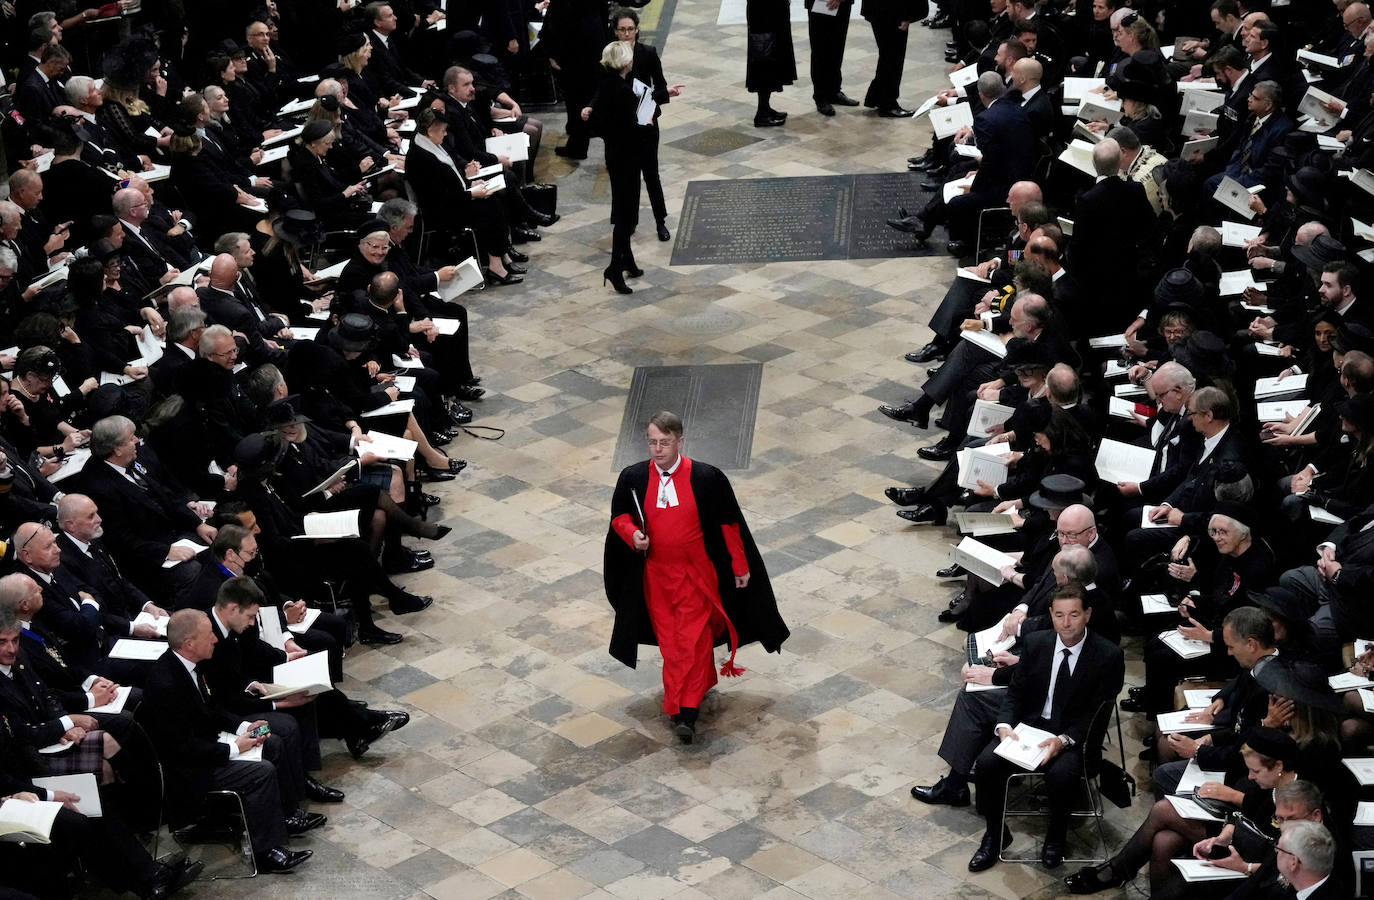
[604,411,789,744]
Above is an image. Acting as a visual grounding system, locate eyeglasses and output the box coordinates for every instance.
[209,346,238,359]
[1207,527,1233,538]
[14,522,52,555]
[646,438,678,448]
[1274,845,1296,860]
[234,544,258,560]
[1056,526,1094,540]
[615,24,638,32]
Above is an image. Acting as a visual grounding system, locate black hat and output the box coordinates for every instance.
[1114,78,1154,104]
[1332,322,1374,355]
[14,345,61,379]
[1173,330,1234,378]
[1239,725,1302,766]
[300,119,333,144]
[355,218,388,243]
[215,39,246,59]
[263,396,312,428]
[234,432,289,475]
[328,313,375,353]
[1154,268,1204,309]
[1292,233,1347,270]
[1029,474,1085,511]
[1251,585,1307,626]
[101,39,159,91]
[1285,166,1326,211]
[1254,661,1344,715]
[318,94,340,113]
[337,32,367,56]
[1210,500,1256,532]
[1338,392,1374,432]
[85,383,129,421]
[87,239,121,263]
[1005,337,1051,372]
[271,209,323,247]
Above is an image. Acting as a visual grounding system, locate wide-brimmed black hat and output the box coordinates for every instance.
[1114,78,1155,104]
[1285,166,1326,211]
[328,313,375,353]
[1210,500,1257,533]
[1250,585,1308,626]
[271,209,323,247]
[1173,330,1233,377]
[1332,322,1374,356]
[1239,725,1302,766]
[102,39,159,91]
[1029,474,1085,511]
[1154,268,1204,308]
[1338,392,1374,433]
[1292,233,1347,270]
[234,432,289,475]
[1254,661,1344,715]
[263,396,312,428]
[214,39,246,59]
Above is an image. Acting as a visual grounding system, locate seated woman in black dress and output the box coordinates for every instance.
[288,119,373,232]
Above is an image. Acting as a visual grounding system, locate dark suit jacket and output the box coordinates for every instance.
[204,614,286,717]
[364,30,420,99]
[137,649,241,804]
[1013,86,1055,141]
[1067,176,1153,328]
[996,629,1124,756]
[970,95,1034,199]
[76,459,201,579]
[21,565,111,673]
[14,68,64,125]
[1224,112,1296,188]
[0,649,70,757]
[442,98,498,166]
[55,532,152,626]
[1165,426,1250,522]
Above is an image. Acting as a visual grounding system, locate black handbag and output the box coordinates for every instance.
[1096,759,1135,809]
[523,183,557,217]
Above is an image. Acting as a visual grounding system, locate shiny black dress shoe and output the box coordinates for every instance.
[1065,860,1128,894]
[512,227,541,243]
[348,709,407,759]
[483,267,524,286]
[969,826,1013,872]
[946,240,972,257]
[504,261,528,276]
[905,340,949,364]
[506,247,529,263]
[817,101,836,116]
[554,145,587,160]
[463,376,483,386]
[944,50,961,62]
[656,220,671,241]
[447,403,474,425]
[1119,696,1148,713]
[357,623,403,645]
[384,550,435,575]
[421,491,442,507]
[372,708,410,732]
[938,591,969,622]
[142,857,203,899]
[528,210,559,227]
[919,175,946,192]
[896,503,946,526]
[832,91,860,106]
[887,216,934,241]
[917,441,956,462]
[884,486,925,506]
[257,847,313,873]
[910,776,970,806]
[878,106,915,118]
[878,401,929,428]
[1042,840,1066,869]
[455,384,485,401]
[304,776,345,803]
[430,430,453,448]
[929,10,952,26]
[673,720,695,744]
[389,593,433,615]
[927,366,942,379]
[935,563,967,579]
[1128,686,1145,701]
[753,111,786,127]
[285,810,327,835]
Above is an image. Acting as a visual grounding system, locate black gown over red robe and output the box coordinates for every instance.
[604,458,789,704]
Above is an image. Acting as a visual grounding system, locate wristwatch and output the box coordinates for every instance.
[1058,734,1074,748]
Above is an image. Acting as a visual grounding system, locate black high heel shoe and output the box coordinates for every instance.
[603,266,633,294]
[417,457,467,481]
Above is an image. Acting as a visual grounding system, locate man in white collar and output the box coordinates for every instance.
[1275,820,1341,899]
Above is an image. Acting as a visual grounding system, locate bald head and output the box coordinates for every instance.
[1011,57,1043,90]
[1007,180,1043,216]
[1056,505,1097,545]
[168,286,199,311]
[112,186,146,220]
[1092,139,1122,176]
[208,253,239,289]
[0,573,40,619]
[1295,221,1330,246]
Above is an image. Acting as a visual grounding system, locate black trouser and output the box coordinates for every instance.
[974,723,1085,844]
[557,69,595,153]
[607,152,641,271]
[864,17,909,109]
[638,124,668,224]
[206,757,288,854]
[809,4,852,101]
[0,804,159,898]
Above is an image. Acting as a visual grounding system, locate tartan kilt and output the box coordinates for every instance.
[39,730,105,777]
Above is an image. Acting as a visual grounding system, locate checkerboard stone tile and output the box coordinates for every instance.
[182,7,1154,900]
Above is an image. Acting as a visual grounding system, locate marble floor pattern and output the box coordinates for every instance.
[181,5,1155,899]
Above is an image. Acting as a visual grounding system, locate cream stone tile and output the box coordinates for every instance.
[477,847,559,887]
[516,868,600,900]
[743,843,827,882]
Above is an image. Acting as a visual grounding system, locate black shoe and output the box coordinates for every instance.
[554,145,587,160]
[905,341,949,364]
[389,593,433,615]
[944,50,961,62]
[673,720,695,744]
[938,592,968,622]
[917,441,956,462]
[604,266,633,294]
[832,91,859,106]
[919,175,945,192]
[878,401,929,428]
[418,463,456,482]
[878,106,915,118]
[506,247,529,263]
[455,384,485,401]
[512,227,541,243]
[656,220,670,241]
[142,858,203,900]
[353,710,407,757]
[885,486,925,506]
[946,240,971,257]
[969,827,1011,872]
[373,708,410,733]
[887,216,933,241]
[897,503,946,526]
[624,264,645,278]
[1138,745,1158,762]
[753,112,786,127]
[926,366,942,378]
[1065,860,1127,894]
[1128,686,1145,701]
[935,563,967,579]
[285,810,327,835]
[429,430,453,448]
[817,101,835,116]
[257,847,312,873]
[930,11,952,27]
[304,776,345,803]
[503,261,528,276]
[1042,841,1066,869]
[1119,696,1148,714]
[908,156,935,171]
[528,210,559,227]
[384,551,435,575]
[483,267,524,286]
[909,776,970,806]
[357,624,403,645]
[446,402,474,426]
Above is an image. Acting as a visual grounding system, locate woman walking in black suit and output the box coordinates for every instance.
[614,9,684,242]
[583,41,643,295]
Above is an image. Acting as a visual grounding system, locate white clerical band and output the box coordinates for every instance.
[657,472,679,508]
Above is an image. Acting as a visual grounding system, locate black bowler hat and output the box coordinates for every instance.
[1332,323,1374,355]
[328,313,376,353]
[271,209,323,247]
[1292,233,1347,270]
[1338,392,1374,433]
[1255,661,1344,715]
[1154,268,1204,308]
[337,32,367,56]
[1173,330,1233,378]
[1029,474,1085,511]
[1285,166,1326,211]
[1239,725,1301,765]
[1251,585,1307,626]
[1114,78,1153,104]
[263,396,312,428]
[234,432,288,475]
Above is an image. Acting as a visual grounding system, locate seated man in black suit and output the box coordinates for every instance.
[138,609,315,874]
[151,305,206,398]
[76,415,214,600]
[968,586,1125,872]
[195,254,290,367]
[56,493,168,629]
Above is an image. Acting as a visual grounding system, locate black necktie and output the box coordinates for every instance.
[1051,648,1072,723]
[128,463,149,491]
